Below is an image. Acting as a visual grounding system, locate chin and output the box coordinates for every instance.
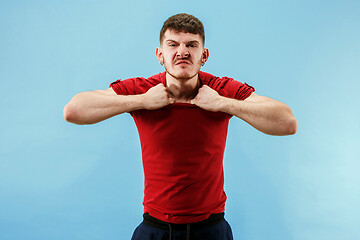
[166,67,200,81]
[175,72,193,80]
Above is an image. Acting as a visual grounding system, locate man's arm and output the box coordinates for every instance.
[63,83,174,125]
[191,85,298,136]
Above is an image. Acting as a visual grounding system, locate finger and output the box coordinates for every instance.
[167,93,175,104]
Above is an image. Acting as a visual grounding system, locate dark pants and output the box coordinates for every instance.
[131,219,234,240]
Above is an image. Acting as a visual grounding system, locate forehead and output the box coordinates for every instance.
[162,29,203,44]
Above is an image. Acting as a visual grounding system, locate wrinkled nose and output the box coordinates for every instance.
[176,44,189,58]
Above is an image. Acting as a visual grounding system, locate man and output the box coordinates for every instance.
[64,13,298,240]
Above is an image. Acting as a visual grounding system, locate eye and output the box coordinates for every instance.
[187,44,196,48]
[168,43,177,47]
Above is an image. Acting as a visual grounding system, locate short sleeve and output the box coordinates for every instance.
[109,74,163,96]
[110,78,138,95]
[220,77,255,100]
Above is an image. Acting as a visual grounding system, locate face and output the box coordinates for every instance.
[156,30,209,81]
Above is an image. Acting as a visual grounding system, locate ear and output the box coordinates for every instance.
[156,47,164,64]
[201,48,209,65]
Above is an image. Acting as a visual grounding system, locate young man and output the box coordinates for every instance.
[64,13,298,240]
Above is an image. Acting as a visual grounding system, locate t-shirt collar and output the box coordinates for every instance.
[160,71,204,87]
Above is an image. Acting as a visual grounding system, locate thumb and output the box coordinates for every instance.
[167,94,175,104]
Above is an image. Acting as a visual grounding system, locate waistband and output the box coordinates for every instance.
[142,212,225,231]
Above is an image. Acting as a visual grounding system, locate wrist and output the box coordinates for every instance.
[136,93,147,110]
[117,94,147,111]
[217,96,231,112]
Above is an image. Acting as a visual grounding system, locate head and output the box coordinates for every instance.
[156,13,209,81]
[160,13,205,46]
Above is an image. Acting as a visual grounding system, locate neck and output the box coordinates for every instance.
[165,72,200,103]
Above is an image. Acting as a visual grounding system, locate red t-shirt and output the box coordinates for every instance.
[110,71,254,224]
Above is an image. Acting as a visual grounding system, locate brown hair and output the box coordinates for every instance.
[160,13,205,45]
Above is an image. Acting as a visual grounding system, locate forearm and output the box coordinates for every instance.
[219,97,298,136]
[63,90,144,125]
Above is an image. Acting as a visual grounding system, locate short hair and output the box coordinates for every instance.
[160,13,205,45]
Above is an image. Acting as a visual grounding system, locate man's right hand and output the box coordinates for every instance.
[142,83,175,110]
[63,83,175,125]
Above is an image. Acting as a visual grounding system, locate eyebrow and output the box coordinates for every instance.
[165,40,200,45]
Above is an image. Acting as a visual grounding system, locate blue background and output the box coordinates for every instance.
[1,0,359,239]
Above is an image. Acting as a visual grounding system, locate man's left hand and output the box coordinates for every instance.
[191,85,224,112]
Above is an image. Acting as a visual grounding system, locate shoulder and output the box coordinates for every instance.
[134,72,165,89]
[198,71,219,85]
[199,71,238,89]
[110,72,165,95]
[146,72,165,86]
[199,71,255,100]
[116,72,164,86]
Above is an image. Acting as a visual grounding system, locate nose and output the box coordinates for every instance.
[176,44,189,58]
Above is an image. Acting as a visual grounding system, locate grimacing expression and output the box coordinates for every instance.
[156,30,209,80]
